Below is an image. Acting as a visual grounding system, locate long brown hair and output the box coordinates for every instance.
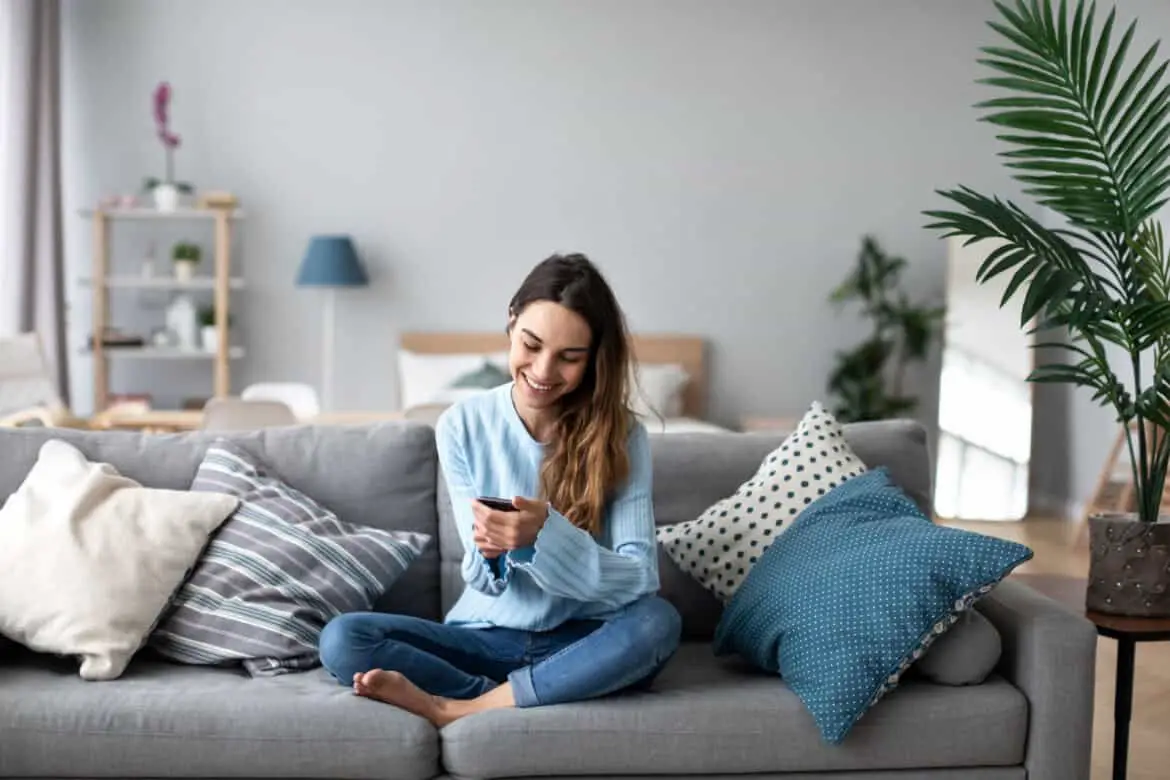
[508,254,633,536]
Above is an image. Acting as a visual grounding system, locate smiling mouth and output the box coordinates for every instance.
[523,373,556,393]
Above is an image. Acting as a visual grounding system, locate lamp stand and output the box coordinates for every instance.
[321,287,336,412]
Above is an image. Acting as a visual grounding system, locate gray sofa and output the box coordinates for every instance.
[0,419,1097,780]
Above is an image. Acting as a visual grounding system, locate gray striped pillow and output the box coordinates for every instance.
[149,440,430,676]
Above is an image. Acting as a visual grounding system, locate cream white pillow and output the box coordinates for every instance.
[396,350,510,410]
[631,363,690,418]
[0,440,238,680]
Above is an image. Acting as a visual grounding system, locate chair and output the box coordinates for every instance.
[240,382,321,420]
[201,398,298,431]
[0,333,80,428]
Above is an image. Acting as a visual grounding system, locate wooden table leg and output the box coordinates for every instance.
[1113,637,1136,780]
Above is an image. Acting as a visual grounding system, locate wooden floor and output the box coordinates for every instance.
[942,517,1170,779]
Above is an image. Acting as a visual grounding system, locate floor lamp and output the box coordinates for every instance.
[295,235,369,412]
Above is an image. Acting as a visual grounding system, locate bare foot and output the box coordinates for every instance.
[352,669,515,728]
[353,670,455,726]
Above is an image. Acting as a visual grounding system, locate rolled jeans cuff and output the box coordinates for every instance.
[507,665,541,708]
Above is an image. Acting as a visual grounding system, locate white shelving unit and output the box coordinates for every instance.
[82,206,245,411]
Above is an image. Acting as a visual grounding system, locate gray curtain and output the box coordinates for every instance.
[0,0,68,405]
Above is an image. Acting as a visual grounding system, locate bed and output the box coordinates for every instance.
[395,331,731,434]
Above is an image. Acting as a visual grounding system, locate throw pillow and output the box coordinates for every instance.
[912,609,1002,686]
[450,360,512,390]
[630,363,690,418]
[0,439,238,680]
[656,401,867,601]
[397,349,510,409]
[712,467,1033,744]
[149,440,431,676]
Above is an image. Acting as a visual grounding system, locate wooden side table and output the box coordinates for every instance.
[1014,573,1170,780]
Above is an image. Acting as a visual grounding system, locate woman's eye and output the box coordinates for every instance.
[523,342,539,352]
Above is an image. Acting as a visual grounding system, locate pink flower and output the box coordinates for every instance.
[152,82,180,149]
[153,82,170,125]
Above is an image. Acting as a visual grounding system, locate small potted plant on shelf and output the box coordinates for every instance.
[924,0,1170,616]
[143,81,193,211]
[172,241,200,281]
[197,304,232,353]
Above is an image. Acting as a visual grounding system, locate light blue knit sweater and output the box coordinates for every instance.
[437,382,659,630]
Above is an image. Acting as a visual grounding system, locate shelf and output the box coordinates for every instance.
[83,346,246,360]
[78,276,246,290]
[78,207,245,220]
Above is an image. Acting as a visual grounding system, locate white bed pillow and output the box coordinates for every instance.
[0,440,238,680]
[396,350,511,410]
[631,363,690,418]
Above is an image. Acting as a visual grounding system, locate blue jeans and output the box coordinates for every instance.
[317,595,682,708]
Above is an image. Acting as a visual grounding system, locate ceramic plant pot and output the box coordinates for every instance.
[1086,513,1170,617]
[153,183,180,211]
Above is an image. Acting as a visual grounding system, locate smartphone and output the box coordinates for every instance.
[477,496,518,512]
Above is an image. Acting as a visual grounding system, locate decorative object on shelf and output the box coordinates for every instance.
[197,191,239,210]
[923,0,1170,616]
[86,328,145,350]
[295,235,369,411]
[140,241,157,278]
[98,194,139,210]
[165,294,198,352]
[172,241,200,281]
[143,82,193,212]
[197,304,232,353]
[826,235,945,422]
[149,327,176,348]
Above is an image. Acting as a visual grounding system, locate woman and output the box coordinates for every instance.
[318,253,682,727]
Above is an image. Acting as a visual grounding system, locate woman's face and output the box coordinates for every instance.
[508,300,593,412]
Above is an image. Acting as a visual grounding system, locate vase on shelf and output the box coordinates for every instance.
[165,294,198,351]
[174,260,196,282]
[200,325,219,353]
[152,183,180,212]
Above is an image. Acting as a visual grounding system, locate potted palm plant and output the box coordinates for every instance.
[925,0,1170,616]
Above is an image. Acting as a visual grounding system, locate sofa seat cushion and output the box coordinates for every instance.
[440,643,1027,780]
[0,652,438,780]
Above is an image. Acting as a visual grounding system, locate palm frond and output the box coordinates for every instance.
[976,0,1170,233]
[924,185,1116,323]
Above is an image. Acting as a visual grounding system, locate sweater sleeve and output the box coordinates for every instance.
[508,422,659,610]
[434,410,510,596]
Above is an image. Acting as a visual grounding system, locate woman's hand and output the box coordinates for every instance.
[471,496,549,555]
[470,518,506,559]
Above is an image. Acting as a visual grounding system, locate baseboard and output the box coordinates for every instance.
[1029,492,1083,521]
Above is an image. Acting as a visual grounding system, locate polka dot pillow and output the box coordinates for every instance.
[656,401,867,602]
[712,466,1033,744]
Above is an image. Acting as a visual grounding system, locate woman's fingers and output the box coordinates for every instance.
[474,522,506,555]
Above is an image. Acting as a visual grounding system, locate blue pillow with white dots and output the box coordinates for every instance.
[712,466,1033,744]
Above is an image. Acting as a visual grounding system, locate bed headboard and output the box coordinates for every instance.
[399,332,707,418]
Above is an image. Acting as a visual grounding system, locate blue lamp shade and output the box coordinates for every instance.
[295,235,369,288]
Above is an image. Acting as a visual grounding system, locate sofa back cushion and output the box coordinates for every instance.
[0,422,443,622]
[438,419,932,638]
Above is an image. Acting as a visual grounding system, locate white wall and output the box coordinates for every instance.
[61,0,1165,515]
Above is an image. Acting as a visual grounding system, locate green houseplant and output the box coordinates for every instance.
[172,241,201,282]
[196,304,232,353]
[924,0,1170,615]
[826,235,946,423]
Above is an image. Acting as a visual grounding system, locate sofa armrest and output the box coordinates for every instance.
[976,579,1097,780]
